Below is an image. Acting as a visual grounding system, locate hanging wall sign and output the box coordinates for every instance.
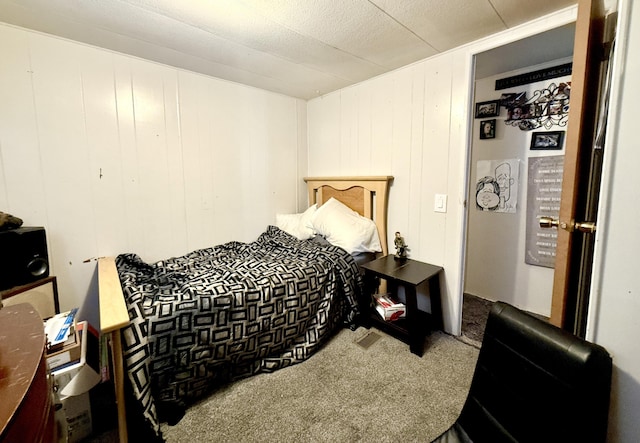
[503,82,571,131]
[525,155,564,268]
[495,63,572,90]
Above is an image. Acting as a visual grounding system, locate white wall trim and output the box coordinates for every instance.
[586,0,627,342]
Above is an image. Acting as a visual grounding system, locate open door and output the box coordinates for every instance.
[544,0,610,335]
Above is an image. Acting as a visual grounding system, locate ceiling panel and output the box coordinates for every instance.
[246,0,437,67]
[371,0,507,52]
[0,0,579,99]
[491,0,576,27]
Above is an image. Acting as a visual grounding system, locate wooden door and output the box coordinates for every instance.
[549,0,607,333]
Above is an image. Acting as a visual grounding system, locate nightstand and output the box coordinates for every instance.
[360,256,443,356]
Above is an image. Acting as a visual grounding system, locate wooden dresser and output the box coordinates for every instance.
[0,303,56,442]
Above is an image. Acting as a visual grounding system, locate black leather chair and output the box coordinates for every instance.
[432,301,612,443]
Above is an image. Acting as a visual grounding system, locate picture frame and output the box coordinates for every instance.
[499,93,517,108]
[500,92,526,108]
[530,131,565,150]
[475,100,500,118]
[479,119,496,139]
[507,105,530,121]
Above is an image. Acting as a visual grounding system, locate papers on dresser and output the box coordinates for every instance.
[45,307,78,349]
[45,308,80,369]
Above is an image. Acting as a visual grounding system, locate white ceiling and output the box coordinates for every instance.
[0,0,577,99]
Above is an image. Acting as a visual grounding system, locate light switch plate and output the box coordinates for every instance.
[434,194,447,213]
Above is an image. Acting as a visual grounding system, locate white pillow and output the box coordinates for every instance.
[275,204,317,240]
[311,197,382,254]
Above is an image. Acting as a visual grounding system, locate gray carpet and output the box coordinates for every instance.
[159,327,479,443]
[459,294,550,350]
[459,293,494,348]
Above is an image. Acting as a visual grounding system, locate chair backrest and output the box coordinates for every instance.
[458,302,612,443]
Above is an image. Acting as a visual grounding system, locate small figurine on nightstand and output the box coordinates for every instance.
[394,231,408,260]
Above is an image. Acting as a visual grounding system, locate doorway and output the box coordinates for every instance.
[461,24,576,341]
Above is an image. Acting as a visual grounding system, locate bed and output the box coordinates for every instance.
[98,176,393,442]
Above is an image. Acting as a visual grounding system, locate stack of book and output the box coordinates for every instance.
[44,308,80,371]
[48,319,101,443]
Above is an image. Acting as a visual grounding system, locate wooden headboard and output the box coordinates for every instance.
[304,176,394,256]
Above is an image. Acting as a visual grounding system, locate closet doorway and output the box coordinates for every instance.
[462,0,610,340]
[461,25,576,342]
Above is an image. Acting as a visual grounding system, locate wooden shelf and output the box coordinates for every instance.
[367,310,433,345]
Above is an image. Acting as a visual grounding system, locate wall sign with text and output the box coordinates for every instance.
[525,155,564,268]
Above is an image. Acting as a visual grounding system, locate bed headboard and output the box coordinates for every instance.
[304,176,394,256]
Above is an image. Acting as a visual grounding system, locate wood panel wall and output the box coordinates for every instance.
[0,23,305,311]
[307,55,464,333]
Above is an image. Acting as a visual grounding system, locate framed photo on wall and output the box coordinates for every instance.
[480,119,496,139]
[530,131,565,150]
[475,100,500,118]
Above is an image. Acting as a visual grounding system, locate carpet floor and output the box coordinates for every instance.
[458,293,494,348]
[88,295,550,442]
[459,294,550,349]
[157,327,478,442]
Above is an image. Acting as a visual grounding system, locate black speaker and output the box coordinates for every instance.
[0,227,49,291]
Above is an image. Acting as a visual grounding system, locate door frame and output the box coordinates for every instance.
[454,7,579,335]
[548,0,607,333]
[584,0,629,342]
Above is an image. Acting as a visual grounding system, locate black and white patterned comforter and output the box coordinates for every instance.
[116,226,362,438]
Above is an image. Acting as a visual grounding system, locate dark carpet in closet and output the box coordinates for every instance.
[461,293,494,347]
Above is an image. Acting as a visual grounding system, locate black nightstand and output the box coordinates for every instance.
[360,255,443,356]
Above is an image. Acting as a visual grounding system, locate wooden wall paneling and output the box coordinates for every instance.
[0,27,47,222]
[295,99,308,212]
[200,75,232,249]
[366,75,395,249]
[307,92,341,177]
[356,81,373,175]
[259,94,299,221]
[387,67,415,246]
[29,35,97,310]
[161,69,189,257]
[339,87,359,175]
[200,76,234,247]
[244,91,300,241]
[129,60,177,261]
[369,75,394,174]
[80,49,129,258]
[113,57,146,258]
[244,91,270,240]
[246,90,271,236]
[419,57,453,266]
[406,63,427,258]
[176,71,210,252]
[210,82,249,244]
